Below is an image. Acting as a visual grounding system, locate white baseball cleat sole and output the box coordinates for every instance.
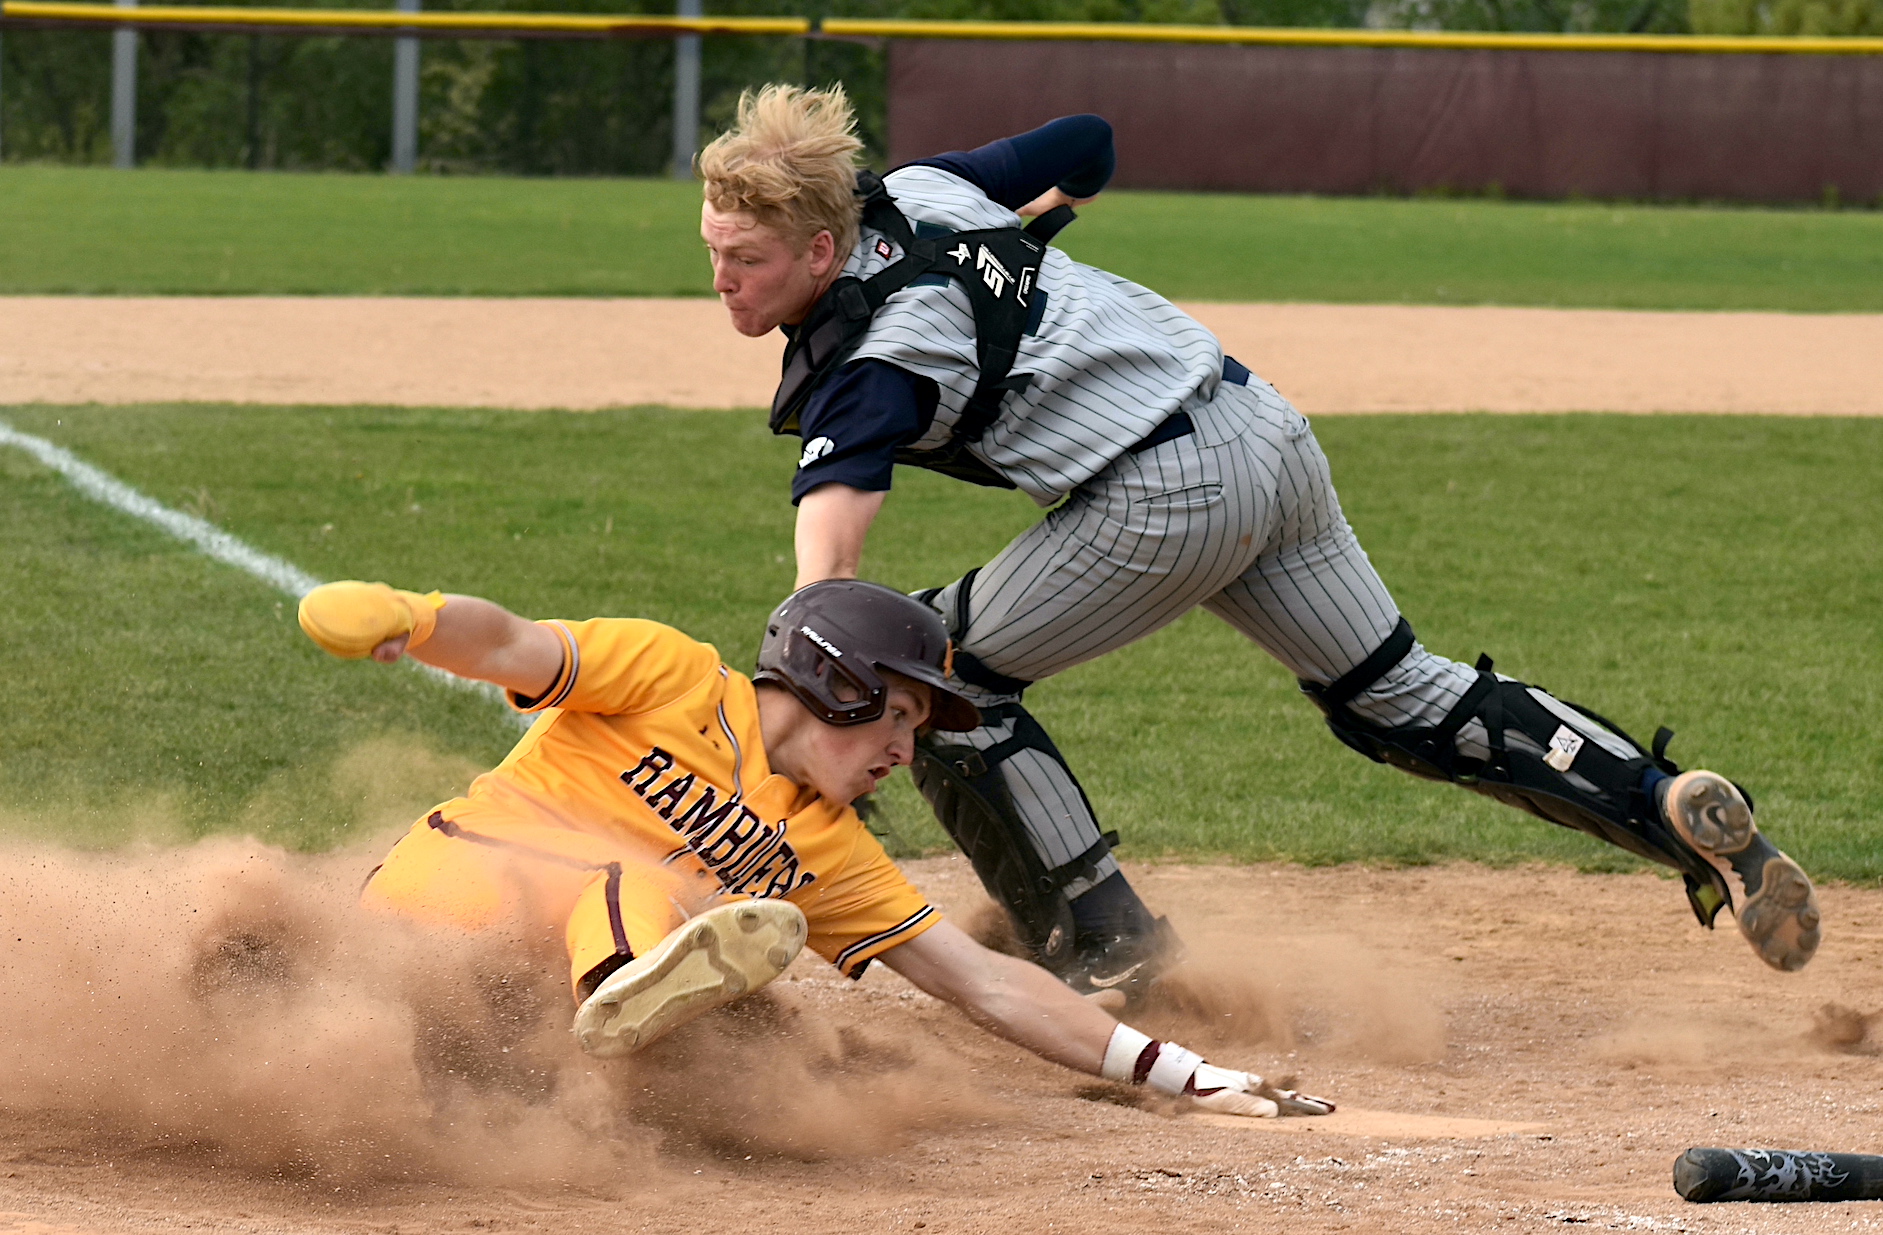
[1663,770,1821,972]
[572,899,808,1058]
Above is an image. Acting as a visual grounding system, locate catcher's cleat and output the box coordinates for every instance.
[1662,770,1821,972]
[572,899,807,1058]
[1065,915,1183,1012]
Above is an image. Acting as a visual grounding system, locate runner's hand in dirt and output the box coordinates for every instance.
[882,921,1334,1118]
[1189,1068,1338,1118]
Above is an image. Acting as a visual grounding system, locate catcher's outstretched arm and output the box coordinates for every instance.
[794,482,885,590]
[298,581,561,698]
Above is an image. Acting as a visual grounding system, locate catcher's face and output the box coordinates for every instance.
[791,680,931,805]
[702,203,838,337]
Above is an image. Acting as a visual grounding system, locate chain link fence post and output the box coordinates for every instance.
[110,0,137,167]
[391,0,420,173]
[672,0,701,178]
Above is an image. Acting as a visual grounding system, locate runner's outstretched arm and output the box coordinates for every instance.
[297,581,561,697]
[880,918,1114,1071]
[880,919,1335,1119]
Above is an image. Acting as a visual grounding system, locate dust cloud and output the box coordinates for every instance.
[0,836,995,1190]
[1809,1002,1882,1055]
[1137,932,1448,1066]
[963,898,1447,1067]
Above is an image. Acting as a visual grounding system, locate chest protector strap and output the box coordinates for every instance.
[769,171,1073,491]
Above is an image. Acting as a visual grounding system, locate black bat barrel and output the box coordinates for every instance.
[1675,1148,1883,1202]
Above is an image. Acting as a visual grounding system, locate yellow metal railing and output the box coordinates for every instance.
[823,17,1883,53]
[5,1,1883,52]
[0,1,808,34]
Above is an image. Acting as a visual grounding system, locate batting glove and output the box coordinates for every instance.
[298,581,445,659]
[1191,1065,1338,1117]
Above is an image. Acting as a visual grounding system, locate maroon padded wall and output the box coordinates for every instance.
[886,39,1883,202]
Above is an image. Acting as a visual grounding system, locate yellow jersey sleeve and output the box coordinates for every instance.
[509,618,722,717]
[790,818,941,979]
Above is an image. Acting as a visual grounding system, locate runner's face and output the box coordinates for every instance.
[797,681,931,805]
[701,204,836,337]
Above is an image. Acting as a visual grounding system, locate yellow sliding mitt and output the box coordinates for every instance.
[298,581,446,659]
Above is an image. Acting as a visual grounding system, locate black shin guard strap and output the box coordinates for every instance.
[1306,617,1415,712]
[943,568,1035,697]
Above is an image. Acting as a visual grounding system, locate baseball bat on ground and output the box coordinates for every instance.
[1675,1148,1883,1202]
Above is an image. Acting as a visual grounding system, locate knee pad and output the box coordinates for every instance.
[1304,621,1730,923]
[910,703,1118,971]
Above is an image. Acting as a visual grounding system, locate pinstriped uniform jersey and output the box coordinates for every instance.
[841,165,1226,507]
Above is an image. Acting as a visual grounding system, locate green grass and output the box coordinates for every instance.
[0,167,712,298]
[2,405,1879,883]
[4,164,1883,310]
[1067,192,1883,311]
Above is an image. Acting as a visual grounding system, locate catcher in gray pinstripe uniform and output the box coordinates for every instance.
[696,85,1821,1006]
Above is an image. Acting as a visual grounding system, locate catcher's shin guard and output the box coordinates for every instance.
[1303,619,1731,924]
[910,703,1120,974]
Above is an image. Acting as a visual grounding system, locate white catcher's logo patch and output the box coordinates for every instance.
[874,238,894,260]
[798,436,835,468]
[1544,725,1585,772]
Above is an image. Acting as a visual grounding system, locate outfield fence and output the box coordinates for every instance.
[890,39,1883,203]
[3,3,1881,199]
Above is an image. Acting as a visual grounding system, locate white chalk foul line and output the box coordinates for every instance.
[0,417,520,720]
[1,418,324,597]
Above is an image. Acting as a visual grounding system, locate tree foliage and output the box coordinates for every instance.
[1689,0,1881,33]
[0,0,1874,171]
[1369,0,1686,31]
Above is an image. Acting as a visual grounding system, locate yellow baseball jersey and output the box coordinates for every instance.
[365,618,938,993]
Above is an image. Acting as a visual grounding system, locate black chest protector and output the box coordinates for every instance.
[768,171,1076,491]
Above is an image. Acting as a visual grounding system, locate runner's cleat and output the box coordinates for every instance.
[572,899,807,1057]
[1662,770,1820,972]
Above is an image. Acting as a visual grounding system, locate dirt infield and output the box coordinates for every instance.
[2,847,1880,1235]
[2,296,1880,414]
[3,292,1879,1235]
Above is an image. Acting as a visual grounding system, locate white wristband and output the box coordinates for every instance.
[1145,1043,1205,1096]
[1101,1024,1154,1083]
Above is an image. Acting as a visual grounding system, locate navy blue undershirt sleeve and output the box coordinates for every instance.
[790,360,939,505]
[909,114,1115,209]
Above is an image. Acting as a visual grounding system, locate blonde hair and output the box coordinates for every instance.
[698,84,864,258]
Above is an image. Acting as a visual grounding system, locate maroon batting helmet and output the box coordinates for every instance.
[754,581,980,732]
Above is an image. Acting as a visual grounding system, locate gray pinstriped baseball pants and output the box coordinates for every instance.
[928,377,1491,894]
